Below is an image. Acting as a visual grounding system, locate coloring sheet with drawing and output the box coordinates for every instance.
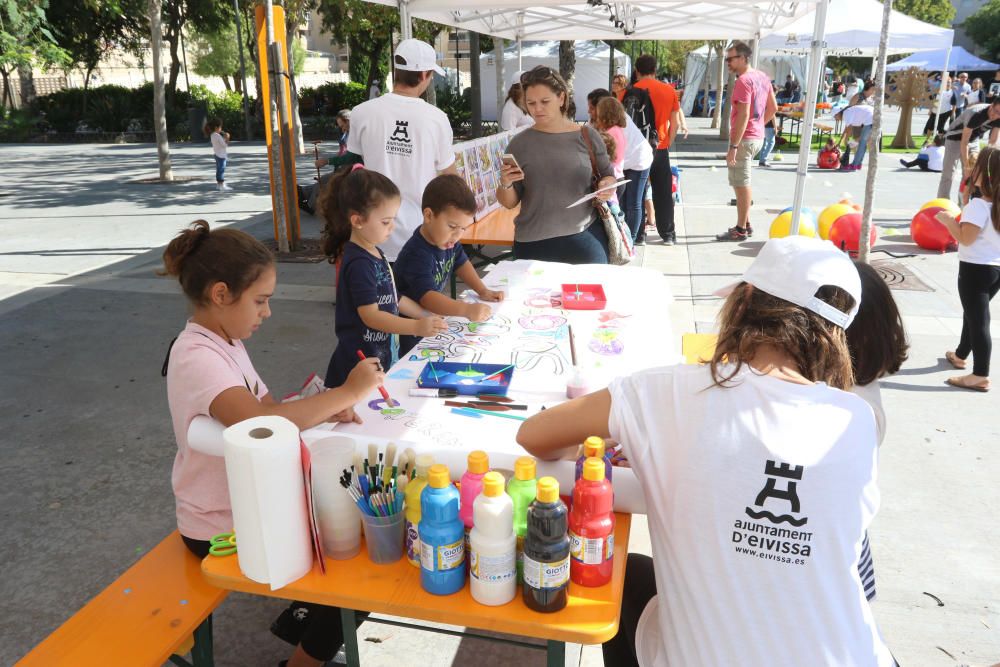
[317,260,680,513]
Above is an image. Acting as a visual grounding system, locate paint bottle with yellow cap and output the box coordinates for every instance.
[507,456,538,583]
[522,476,570,613]
[469,471,516,606]
[419,464,465,595]
[459,450,490,558]
[404,454,434,567]
[575,436,612,482]
[569,457,615,587]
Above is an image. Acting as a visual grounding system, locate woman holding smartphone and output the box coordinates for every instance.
[496,66,618,264]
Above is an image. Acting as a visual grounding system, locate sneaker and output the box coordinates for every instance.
[218,183,233,192]
[746,223,754,237]
[634,237,646,247]
[758,161,770,168]
[715,226,749,241]
[662,233,676,246]
[899,159,909,169]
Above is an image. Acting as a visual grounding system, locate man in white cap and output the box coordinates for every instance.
[315,39,457,261]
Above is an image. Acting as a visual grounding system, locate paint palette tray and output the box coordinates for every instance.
[561,284,607,310]
[416,362,513,396]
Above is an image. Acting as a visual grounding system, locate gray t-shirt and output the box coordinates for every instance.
[508,126,614,243]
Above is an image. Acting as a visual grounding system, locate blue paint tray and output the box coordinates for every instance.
[416,362,513,396]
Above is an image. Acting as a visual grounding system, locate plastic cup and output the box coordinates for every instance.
[361,513,405,564]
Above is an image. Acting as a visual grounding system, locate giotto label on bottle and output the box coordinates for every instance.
[522,554,570,590]
[470,549,515,583]
[570,532,614,564]
[421,538,465,572]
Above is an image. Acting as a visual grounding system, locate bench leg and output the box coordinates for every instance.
[546,640,566,667]
[340,608,361,667]
[190,614,215,667]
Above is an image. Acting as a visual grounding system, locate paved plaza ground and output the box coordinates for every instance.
[1,116,997,666]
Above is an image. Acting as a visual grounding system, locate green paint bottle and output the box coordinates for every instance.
[506,456,537,583]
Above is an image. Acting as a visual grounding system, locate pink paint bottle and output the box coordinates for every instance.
[566,366,590,399]
[460,450,490,557]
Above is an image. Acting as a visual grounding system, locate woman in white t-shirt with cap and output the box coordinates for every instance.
[500,75,534,131]
[518,236,896,667]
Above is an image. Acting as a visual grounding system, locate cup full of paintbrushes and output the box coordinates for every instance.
[340,443,408,564]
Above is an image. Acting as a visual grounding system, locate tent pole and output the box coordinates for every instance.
[790,0,830,236]
[398,0,412,41]
[609,42,615,88]
[859,0,893,262]
[470,31,482,138]
[932,45,952,137]
[517,11,524,70]
[751,32,760,68]
[495,39,505,122]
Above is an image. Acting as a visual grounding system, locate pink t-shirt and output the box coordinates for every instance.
[166,321,268,539]
[731,69,772,141]
[607,125,626,179]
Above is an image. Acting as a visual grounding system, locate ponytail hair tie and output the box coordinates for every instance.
[351,163,365,173]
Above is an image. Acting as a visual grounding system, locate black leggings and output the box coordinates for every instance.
[182,535,355,662]
[602,553,657,666]
[649,148,675,239]
[955,261,1000,376]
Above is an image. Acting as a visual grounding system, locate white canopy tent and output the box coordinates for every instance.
[479,41,631,122]
[886,46,999,72]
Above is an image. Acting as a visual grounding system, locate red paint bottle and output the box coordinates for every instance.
[568,457,615,587]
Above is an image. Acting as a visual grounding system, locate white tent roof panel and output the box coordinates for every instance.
[366,0,819,40]
[886,46,999,72]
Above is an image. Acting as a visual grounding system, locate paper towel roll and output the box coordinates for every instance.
[309,436,362,560]
[188,416,226,456]
[223,416,314,589]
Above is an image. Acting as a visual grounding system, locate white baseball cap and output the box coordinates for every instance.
[394,39,445,76]
[714,236,861,328]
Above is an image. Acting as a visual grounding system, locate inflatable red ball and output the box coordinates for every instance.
[911,206,958,252]
[818,147,841,170]
[828,212,877,255]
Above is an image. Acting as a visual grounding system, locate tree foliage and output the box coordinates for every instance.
[160,0,232,93]
[895,0,956,28]
[0,0,69,72]
[47,0,146,87]
[964,0,1000,61]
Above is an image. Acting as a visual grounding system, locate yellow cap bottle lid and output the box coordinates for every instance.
[536,476,559,503]
[582,457,606,482]
[483,471,505,497]
[428,464,451,488]
[583,436,605,459]
[467,450,489,474]
[415,454,434,476]
[514,456,536,481]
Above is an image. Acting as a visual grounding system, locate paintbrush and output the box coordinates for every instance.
[404,447,417,479]
[484,363,515,381]
[568,324,578,366]
[383,443,396,487]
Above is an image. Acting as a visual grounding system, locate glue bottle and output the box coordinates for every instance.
[404,454,434,567]
[569,458,616,587]
[469,471,516,606]
[522,477,570,613]
[506,456,537,583]
[575,436,612,482]
[459,450,490,557]
[419,464,465,595]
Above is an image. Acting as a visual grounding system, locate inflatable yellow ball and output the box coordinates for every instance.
[920,198,961,215]
[819,203,856,240]
[769,211,818,239]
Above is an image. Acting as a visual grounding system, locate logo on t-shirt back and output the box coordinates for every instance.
[387,120,413,156]
[732,459,813,565]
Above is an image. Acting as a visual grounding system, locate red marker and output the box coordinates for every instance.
[356,350,395,407]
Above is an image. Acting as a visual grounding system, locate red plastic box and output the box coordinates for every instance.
[561,284,607,310]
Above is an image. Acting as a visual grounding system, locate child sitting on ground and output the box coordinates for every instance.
[161,220,384,667]
[899,134,946,172]
[393,174,504,356]
[319,165,447,389]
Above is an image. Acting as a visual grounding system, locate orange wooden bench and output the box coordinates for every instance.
[17,531,227,667]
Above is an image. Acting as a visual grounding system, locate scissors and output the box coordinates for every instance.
[209,532,237,557]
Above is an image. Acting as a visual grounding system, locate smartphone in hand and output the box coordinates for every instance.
[501,153,520,170]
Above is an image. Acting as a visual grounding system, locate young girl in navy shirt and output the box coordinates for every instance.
[319,165,447,388]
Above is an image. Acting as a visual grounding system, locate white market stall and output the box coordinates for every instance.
[478,41,632,122]
[886,46,999,72]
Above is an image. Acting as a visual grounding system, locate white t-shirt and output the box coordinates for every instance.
[348,93,455,260]
[623,115,654,172]
[953,82,972,107]
[923,144,946,171]
[958,197,1000,266]
[842,103,874,128]
[608,363,894,667]
[851,381,886,446]
[500,99,534,131]
[937,89,954,113]
[211,131,227,158]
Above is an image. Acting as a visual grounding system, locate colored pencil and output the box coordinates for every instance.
[568,324,578,366]
[453,406,529,421]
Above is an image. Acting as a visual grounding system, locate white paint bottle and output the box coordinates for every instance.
[566,366,590,399]
[469,471,517,606]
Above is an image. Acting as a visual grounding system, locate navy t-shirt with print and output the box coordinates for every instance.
[394,226,469,355]
[325,242,398,388]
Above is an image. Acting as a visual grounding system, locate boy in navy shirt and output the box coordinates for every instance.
[395,175,504,354]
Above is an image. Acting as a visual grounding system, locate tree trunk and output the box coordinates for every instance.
[366,42,385,93]
[17,64,36,109]
[720,71,734,140]
[891,103,916,148]
[167,36,181,94]
[285,27,304,154]
[700,51,712,117]
[559,40,576,98]
[0,69,13,109]
[149,0,173,181]
[233,71,242,94]
[711,45,725,129]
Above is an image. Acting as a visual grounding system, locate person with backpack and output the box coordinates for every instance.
[830,76,846,105]
[629,54,681,245]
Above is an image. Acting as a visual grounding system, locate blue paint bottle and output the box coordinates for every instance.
[419,464,465,595]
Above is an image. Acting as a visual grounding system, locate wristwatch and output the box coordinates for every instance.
[500,182,514,190]
[729,144,739,150]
